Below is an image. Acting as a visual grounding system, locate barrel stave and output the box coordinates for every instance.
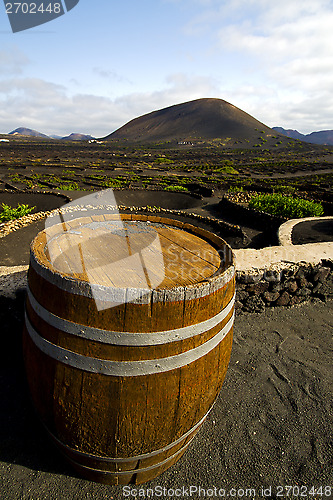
[25,277,233,362]
[23,215,235,484]
[23,322,233,457]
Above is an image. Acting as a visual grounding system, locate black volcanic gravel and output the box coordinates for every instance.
[0,270,332,499]
[291,218,333,244]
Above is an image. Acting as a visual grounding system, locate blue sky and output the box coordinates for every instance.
[0,0,332,137]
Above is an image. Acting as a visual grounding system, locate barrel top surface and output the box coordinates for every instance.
[31,214,232,291]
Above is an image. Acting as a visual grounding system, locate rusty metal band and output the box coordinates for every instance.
[27,286,235,346]
[30,252,235,303]
[25,312,234,376]
[48,409,209,463]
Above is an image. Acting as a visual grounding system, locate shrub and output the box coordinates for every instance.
[57,182,81,191]
[273,185,296,195]
[228,186,244,193]
[155,157,174,164]
[0,203,35,222]
[249,193,324,218]
[164,185,189,192]
[215,166,239,175]
[102,179,128,189]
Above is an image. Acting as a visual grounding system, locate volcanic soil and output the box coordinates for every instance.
[0,269,332,499]
[0,132,332,498]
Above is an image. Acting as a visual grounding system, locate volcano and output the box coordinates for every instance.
[103,98,278,144]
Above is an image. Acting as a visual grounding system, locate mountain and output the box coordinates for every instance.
[307,130,333,145]
[7,129,94,141]
[272,127,305,141]
[8,127,49,138]
[103,98,278,144]
[273,127,333,145]
[61,133,94,141]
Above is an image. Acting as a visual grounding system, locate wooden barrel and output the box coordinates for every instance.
[23,213,235,485]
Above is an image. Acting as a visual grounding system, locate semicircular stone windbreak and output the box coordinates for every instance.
[278,216,333,246]
[4,0,80,33]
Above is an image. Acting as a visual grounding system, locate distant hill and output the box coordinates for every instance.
[273,127,333,145]
[103,98,278,144]
[8,127,49,138]
[61,133,94,141]
[7,129,94,141]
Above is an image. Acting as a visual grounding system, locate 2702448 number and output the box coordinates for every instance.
[276,485,332,497]
[5,3,62,14]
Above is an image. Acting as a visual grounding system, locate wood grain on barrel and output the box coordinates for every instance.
[44,222,220,288]
[23,214,235,485]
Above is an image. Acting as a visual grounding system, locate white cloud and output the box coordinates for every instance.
[92,67,132,85]
[218,4,333,62]
[0,67,330,137]
[278,92,333,133]
[0,73,221,137]
[0,46,30,75]
[180,0,333,132]
[1,0,332,139]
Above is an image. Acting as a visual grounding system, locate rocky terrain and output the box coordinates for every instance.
[236,262,333,313]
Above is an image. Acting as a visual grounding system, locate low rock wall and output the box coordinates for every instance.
[218,197,286,230]
[1,204,332,314]
[1,260,332,315]
[235,260,333,314]
[0,205,244,239]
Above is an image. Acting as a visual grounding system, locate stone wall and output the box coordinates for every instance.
[235,260,333,314]
[1,202,332,314]
[218,197,287,230]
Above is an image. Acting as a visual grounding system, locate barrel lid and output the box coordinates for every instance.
[31,214,234,304]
